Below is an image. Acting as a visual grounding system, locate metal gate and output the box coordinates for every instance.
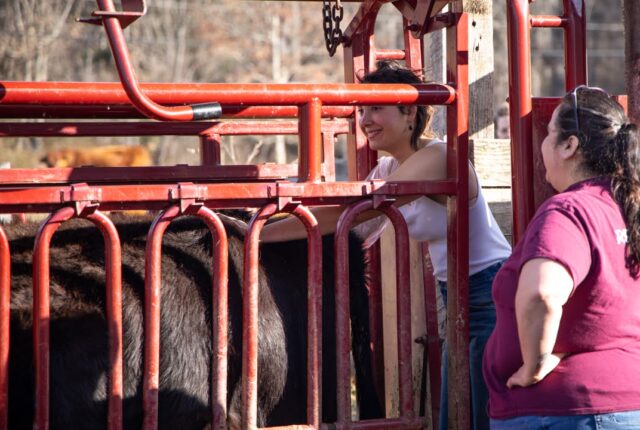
[0,1,472,428]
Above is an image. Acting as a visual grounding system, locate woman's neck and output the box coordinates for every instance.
[558,166,597,192]
[390,144,416,164]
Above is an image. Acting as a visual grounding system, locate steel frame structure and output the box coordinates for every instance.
[0,1,471,429]
[507,0,587,242]
[507,0,629,242]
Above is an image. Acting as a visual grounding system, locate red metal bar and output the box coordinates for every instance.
[378,205,413,418]
[342,7,378,182]
[242,203,322,427]
[0,120,348,138]
[375,49,405,60]
[445,7,470,429]
[507,0,534,243]
[508,0,587,238]
[289,205,323,427]
[242,203,278,429]
[322,132,337,181]
[403,17,425,70]
[341,1,384,45]
[420,243,440,430]
[334,199,414,422]
[334,199,372,424]
[530,15,566,28]
[200,134,222,166]
[190,207,228,430]
[85,211,123,430]
[143,205,181,430]
[0,182,458,216]
[563,0,587,91]
[0,227,8,430]
[299,98,323,182]
[0,165,301,185]
[408,0,439,38]
[32,206,76,430]
[0,105,356,120]
[0,82,456,106]
[95,0,221,121]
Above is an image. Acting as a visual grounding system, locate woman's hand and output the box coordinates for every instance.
[509,259,573,390]
[506,352,566,389]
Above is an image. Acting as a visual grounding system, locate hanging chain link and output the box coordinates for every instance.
[322,0,343,57]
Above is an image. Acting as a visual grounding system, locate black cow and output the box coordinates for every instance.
[6,213,383,429]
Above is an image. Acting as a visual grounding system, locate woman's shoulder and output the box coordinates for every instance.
[368,156,399,179]
[543,179,612,211]
[418,138,446,150]
[416,139,447,159]
[533,187,599,224]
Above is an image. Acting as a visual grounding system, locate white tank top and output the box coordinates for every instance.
[356,150,512,281]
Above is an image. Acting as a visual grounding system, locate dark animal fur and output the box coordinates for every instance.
[6,213,382,429]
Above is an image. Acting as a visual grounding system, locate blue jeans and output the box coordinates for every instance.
[490,410,640,429]
[438,260,504,430]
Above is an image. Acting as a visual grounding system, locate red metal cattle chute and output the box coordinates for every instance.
[508,0,629,238]
[0,0,472,428]
[507,0,586,240]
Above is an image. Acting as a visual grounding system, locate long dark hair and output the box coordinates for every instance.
[359,60,435,150]
[557,87,640,277]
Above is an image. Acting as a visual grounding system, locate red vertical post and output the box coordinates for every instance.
[0,227,8,430]
[85,211,123,430]
[322,132,336,181]
[563,0,587,91]
[242,203,277,429]
[506,0,534,243]
[289,205,323,427]
[143,205,181,430]
[192,207,228,430]
[403,18,424,70]
[380,205,414,418]
[32,207,76,430]
[446,6,471,429]
[200,134,222,166]
[299,98,323,182]
[344,16,377,181]
[335,200,372,424]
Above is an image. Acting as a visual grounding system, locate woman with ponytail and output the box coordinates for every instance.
[483,86,640,429]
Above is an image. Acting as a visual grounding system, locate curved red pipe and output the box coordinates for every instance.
[95,0,221,121]
[33,207,76,430]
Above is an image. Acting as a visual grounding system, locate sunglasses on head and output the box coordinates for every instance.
[570,85,609,133]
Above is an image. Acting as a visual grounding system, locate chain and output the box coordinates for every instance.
[322,0,343,57]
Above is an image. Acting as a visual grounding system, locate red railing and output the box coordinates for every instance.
[0,1,471,428]
[507,0,587,241]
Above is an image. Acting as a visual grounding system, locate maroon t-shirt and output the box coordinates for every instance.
[483,177,640,418]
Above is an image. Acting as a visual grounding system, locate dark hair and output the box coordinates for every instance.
[557,87,640,277]
[359,60,435,150]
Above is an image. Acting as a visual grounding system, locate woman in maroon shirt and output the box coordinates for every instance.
[483,87,640,429]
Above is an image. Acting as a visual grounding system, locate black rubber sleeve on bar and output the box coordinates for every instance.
[192,102,223,120]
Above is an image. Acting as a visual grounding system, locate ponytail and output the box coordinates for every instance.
[558,87,640,278]
[611,122,640,278]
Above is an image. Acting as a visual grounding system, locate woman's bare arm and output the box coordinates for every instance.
[260,143,476,243]
[507,258,573,388]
